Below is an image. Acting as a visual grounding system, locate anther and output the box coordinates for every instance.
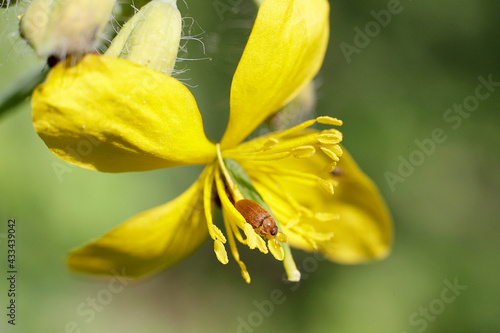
[261,138,279,150]
[292,145,316,158]
[316,116,343,126]
[320,147,340,162]
[317,178,334,195]
[318,133,342,145]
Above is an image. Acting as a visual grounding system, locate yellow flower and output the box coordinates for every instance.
[31,0,392,282]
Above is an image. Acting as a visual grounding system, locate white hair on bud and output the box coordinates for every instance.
[169,14,212,84]
[1,2,35,61]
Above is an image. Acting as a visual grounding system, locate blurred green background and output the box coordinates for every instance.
[1,0,499,332]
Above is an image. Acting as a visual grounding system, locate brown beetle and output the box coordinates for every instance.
[235,199,278,237]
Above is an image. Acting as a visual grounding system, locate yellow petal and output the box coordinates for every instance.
[221,0,330,147]
[248,147,393,264]
[67,169,210,277]
[32,54,216,172]
[322,148,393,263]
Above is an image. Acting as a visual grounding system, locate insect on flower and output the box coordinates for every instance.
[235,199,278,237]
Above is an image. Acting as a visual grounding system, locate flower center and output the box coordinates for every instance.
[221,117,344,251]
[222,116,343,195]
[202,117,344,282]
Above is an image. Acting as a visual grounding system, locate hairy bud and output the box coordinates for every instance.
[20,0,115,59]
[105,0,182,75]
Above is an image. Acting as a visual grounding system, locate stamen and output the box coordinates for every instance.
[292,145,316,158]
[217,159,301,280]
[214,163,269,256]
[320,147,340,162]
[260,132,321,154]
[321,128,343,136]
[261,138,279,150]
[203,165,226,243]
[276,233,288,243]
[324,162,338,173]
[244,151,292,161]
[317,178,335,195]
[243,224,268,254]
[240,161,339,259]
[223,211,251,283]
[213,163,251,282]
[229,217,247,244]
[318,132,342,145]
[268,239,284,260]
[224,150,292,161]
[224,116,344,170]
[291,224,334,248]
[330,144,343,157]
[300,235,318,250]
[272,119,316,139]
[316,116,343,126]
[238,261,251,284]
[244,163,319,184]
[251,173,315,220]
[214,166,246,230]
[210,225,227,243]
[216,144,244,202]
[214,240,228,264]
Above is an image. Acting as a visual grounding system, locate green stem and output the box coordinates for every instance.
[0,65,48,118]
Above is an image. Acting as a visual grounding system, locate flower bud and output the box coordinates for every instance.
[105,0,182,75]
[20,0,115,59]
